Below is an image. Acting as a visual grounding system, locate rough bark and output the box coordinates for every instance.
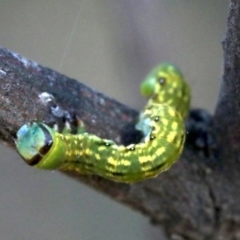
[0,1,239,239]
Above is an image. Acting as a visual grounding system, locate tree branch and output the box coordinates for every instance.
[208,1,240,239]
[0,1,239,239]
[214,0,240,166]
[0,47,218,240]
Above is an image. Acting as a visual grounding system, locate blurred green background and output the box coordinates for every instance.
[0,1,228,240]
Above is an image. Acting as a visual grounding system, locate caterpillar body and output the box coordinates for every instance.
[15,63,191,183]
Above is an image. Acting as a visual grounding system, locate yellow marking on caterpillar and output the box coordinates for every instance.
[167,132,177,143]
[120,160,131,166]
[95,154,101,160]
[156,147,165,156]
[161,118,169,126]
[108,157,118,166]
[171,122,178,130]
[138,156,150,164]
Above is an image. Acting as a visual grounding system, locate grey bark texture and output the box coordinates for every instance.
[0,1,239,239]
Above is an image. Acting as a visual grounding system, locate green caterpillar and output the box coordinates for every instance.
[15,63,191,183]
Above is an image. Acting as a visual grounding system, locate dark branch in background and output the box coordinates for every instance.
[211,1,240,239]
[0,1,239,240]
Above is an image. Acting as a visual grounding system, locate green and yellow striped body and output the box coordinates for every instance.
[15,63,191,183]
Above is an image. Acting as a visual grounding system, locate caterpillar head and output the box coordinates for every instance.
[16,122,64,169]
[140,63,190,119]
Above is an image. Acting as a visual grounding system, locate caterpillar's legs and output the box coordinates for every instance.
[76,118,86,134]
[62,121,72,134]
[52,116,86,134]
[52,122,72,134]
